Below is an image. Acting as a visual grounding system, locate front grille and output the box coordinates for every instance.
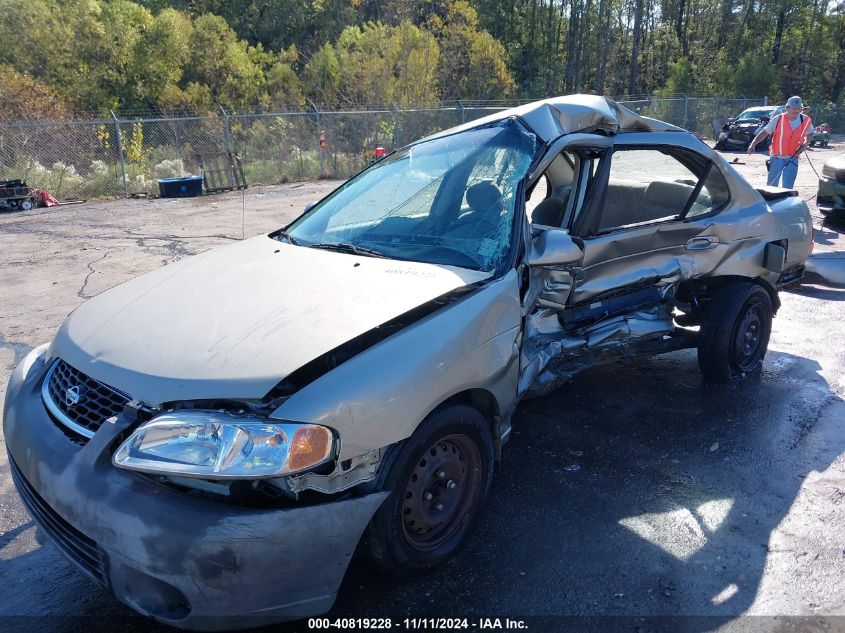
[9,453,110,587]
[728,130,753,142]
[42,359,131,440]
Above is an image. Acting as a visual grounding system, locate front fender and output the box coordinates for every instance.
[270,271,522,460]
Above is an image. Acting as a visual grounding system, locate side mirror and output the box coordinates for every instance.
[304,201,318,213]
[525,228,583,267]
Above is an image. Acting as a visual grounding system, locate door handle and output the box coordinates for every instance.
[685,236,719,250]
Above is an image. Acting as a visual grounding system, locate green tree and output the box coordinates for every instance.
[184,13,266,110]
[428,1,514,100]
[0,64,70,120]
[655,56,696,96]
[304,21,439,107]
[132,8,193,107]
[265,46,305,110]
[730,52,781,99]
[302,42,342,106]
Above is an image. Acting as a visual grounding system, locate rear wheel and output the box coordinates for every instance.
[698,282,773,382]
[365,404,493,575]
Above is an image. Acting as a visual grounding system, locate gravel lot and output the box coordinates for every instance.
[1,139,844,632]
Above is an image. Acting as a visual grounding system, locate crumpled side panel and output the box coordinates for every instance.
[519,304,676,397]
[524,266,577,312]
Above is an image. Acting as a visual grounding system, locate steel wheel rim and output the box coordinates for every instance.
[400,434,482,553]
[733,302,765,371]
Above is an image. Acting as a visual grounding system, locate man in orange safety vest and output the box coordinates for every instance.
[747,95,814,189]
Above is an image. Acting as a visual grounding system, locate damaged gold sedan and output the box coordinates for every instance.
[4,95,812,629]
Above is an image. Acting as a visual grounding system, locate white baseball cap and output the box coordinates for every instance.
[786,96,804,109]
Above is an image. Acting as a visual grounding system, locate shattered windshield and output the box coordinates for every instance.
[285,119,540,273]
[736,108,776,121]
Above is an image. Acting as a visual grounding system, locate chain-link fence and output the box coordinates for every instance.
[621,96,768,137]
[0,96,807,201]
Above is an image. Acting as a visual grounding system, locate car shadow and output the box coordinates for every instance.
[787,284,845,301]
[802,251,845,290]
[813,226,841,247]
[821,214,845,231]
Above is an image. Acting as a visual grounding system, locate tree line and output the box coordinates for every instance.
[0,0,842,120]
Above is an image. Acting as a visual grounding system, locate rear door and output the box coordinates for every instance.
[565,134,733,307]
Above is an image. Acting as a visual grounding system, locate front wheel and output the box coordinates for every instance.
[698,282,773,382]
[365,404,494,575]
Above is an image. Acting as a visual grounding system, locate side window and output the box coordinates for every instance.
[599,148,700,231]
[686,166,730,218]
[525,174,550,218]
[526,152,578,227]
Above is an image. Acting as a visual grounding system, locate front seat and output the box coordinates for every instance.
[530,185,571,227]
[465,180,502,213]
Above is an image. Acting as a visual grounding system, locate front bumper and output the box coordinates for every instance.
[723,135,751,148]
[719,128,758,148]
[3,349,387,631]
[818,177,845,213]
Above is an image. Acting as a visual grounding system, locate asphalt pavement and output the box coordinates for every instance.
[1,145,844,633]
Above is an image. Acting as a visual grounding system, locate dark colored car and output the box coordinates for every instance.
[715,106,784,151]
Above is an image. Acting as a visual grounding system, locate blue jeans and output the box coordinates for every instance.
[767,156,799,189]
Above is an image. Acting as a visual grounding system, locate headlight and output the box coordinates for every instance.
[113,410,334,479]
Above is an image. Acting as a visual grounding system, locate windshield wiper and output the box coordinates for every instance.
[275,230,301,245]
[309,242,390,258]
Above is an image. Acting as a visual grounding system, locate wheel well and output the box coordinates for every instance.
[366,389,502,492]
[679,275,780,317]
[440,389,500,427]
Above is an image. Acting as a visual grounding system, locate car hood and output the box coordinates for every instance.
[51,235,490,404]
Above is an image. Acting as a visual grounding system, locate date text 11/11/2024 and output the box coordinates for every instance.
[307,618,529,630]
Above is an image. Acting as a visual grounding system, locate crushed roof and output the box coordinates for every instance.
[428,94,684,143]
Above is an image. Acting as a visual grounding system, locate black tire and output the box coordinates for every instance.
[365,404,494,575]
[698,282,773,382]
[714,139,727,151]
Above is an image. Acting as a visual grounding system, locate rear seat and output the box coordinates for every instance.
[600,180,645,229]
[642,180,695,217]
[600,179,695,229]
